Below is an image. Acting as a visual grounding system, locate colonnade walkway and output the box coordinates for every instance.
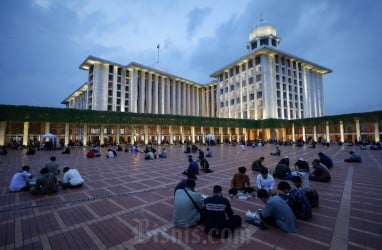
[0,143,381,249]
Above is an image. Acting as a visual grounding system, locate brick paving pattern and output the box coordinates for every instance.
[0,144,381,249]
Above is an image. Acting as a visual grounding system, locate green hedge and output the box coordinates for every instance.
[0,104,381,129]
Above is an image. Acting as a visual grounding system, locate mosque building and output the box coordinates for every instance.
[62,20,331,121]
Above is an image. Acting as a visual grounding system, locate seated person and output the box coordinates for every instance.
[9,166,33,192]
[270,146,281,156]
[198,149,205,159]
[228,166,254,196]
[26,146,36,155]
[184,144,192,153]
[344,151,362,162]
[158,148,167,158]
[251,156,267,172]
[106,149,117,158]
[256,188,297,233]
[204,185,242,238]
[309,159,331,182]
[277,181,312,220]
[199,157,213,173]
[318,152,333,168]
[273,158,292,180]
[174,173,197,196]
[61,147,70,154]
[62,167,84,188]
[131,145,139,152]
[87,149,100,158]
[172,179,205,228]
[183,157,199,175]
[256,168,276,195]
[45,156,59,175]
[116,145,123,151]
[206,148,212,157]
[30,167,58,194]
[144,150,155,160]
[294,158,310,172]
[92,145,99,153]
[291,176,319,208]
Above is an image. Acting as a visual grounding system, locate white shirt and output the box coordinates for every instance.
[63,169,84,186]
[256,174,275,192]
[107,150,115,158]
[9,170,32,192]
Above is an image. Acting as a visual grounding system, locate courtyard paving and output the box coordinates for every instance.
[0,143,381,249]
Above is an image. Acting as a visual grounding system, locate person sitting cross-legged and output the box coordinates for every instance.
[228,166,254,197]
[172,179,205,228]
[251,156,267,172]
[256,188,297,233]
[62,167,84,188]
[277,181,312,220]
[204,185,242,239]
[30,167,58,195]
[309,159,331,182]
[344,151,362,163]
[255,168,276,195]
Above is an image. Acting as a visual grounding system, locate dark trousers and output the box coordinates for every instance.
[205,215,242,238]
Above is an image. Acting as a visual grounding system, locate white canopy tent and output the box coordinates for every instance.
[41,133,59,149]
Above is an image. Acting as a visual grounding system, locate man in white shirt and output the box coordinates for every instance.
[9,166,33,192]
[256,168,276,195]
[62,167,84,188]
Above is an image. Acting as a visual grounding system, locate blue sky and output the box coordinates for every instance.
[0,0,381,115]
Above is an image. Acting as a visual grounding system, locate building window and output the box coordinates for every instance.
[248,60,253,68]
[249,93,254,100]
[117,99,121,105]
[256,74,261,82]
[108,90,113,96]
[125,86,129,92]
[275,55,279,63]
[230,99,235,105]
[89,65,94,74]
[260,38,268,46]
[230,85,234,91]
[117,92,121,98]
[276,65,279,73]
[117,67,122,75]
[107,105,112,111]
[257,91,262,99]
[125,100,129,106]
[251,41,257,50]
[255,56,261,65]
[109,65,113,74]
[271,39,277,47]
[220,102,224,108]
[220,89,224,95]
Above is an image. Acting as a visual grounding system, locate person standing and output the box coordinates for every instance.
[204,185,242,238]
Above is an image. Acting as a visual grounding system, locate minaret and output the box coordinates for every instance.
[247,18,280,52]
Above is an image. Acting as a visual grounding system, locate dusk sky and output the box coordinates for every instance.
[0,0,381,116]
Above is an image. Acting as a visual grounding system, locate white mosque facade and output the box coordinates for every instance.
[62,22,331,120]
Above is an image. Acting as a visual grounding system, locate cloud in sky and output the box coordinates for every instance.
[0,0,381,115]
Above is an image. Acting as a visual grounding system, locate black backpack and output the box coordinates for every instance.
[305,189,319,208]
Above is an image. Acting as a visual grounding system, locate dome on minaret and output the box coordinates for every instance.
[247,19,280,52]
[249,21,277,41]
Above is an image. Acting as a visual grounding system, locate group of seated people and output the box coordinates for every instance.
[143,146,167,159]
[9,156,84,195]
[182,148,213,175]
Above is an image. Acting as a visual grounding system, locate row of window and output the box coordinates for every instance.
[249,38,278,50]
[275,55,302,71]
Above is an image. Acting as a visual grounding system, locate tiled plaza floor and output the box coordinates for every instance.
[0,143,381,249]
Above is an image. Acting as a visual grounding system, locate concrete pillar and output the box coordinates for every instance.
[23,121,29,146]
[130,125,135,145]
[219,127,223,144]
[169,125,174,144]
[144,125,149,145]
[191,126,195,143]
[83,124,88,146]
[292,123,295,142]
[180,126,184,144]
[147,73,152,113]
[64,123,70,146]
[356,119,361,142]
[116,125,120,145]
[340,120,344,143]
[326,122,330,143]
[0,121,6,146]
[302,126,306,142]
[166,78,171,114]
[157,125,161,144]
[100,125,104,145]
[45,122,50,134]
[374,122,380,142]
[153,74,158,114]
[313,126,317,142]
[139,71,146,113]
